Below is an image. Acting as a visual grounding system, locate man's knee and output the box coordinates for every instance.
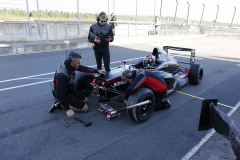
[69,103,88,113]
[80,103,88,113]
[83,97,88,104]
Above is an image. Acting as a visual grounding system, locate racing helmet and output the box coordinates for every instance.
[143,54,155,67]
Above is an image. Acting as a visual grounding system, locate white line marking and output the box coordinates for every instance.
[0,56,145,92]
[0,80,52,92]
[181,100,240,160]
[0,57,144,84]
[0,72,55,83]
[26,78,53,80]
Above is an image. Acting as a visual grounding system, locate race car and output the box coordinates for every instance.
[74,46,203,123]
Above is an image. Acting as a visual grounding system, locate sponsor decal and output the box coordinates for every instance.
[113,81,127,87]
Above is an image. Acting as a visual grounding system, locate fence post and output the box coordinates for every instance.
[26,0,31,36]
[159,0,163,22]
[128,22,130,37]
[36,0,41,36]
[154,1,156,22]
[108,0,109,17]
[77,0,80,35]
[45,22,49,43]
[148,23,150,36]
[186,2,190,26]
[113,0,115,13]
[199,3,205,26]
[135,0,138,35]
[230,7,236,28]
[214,5,219,28]
[65,21,68,41]
[174,0,178,25]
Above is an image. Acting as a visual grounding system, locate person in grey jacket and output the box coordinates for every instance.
[88,11,114,72]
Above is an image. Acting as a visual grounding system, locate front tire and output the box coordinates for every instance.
[127,88,155,123]
[188,64,203,85]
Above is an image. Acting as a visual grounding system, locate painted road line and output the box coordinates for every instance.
[0,72,55,83]
[176,91,236,109]
[0,80,52,92]
[0,57,144,84]
[181,100,240,160]
[0,66,120,92]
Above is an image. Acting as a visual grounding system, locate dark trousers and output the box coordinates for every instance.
[94,46,110,72]
[66,90,86,109]
[154,90,167,110]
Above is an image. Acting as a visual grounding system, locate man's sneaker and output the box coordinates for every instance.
[154,98,171,111]
[161,98,171,109]
[49,100,62,113]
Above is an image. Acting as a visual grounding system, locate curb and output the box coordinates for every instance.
[0,34,207,56]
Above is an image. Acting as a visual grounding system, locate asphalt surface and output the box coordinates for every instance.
[0,36,240,160]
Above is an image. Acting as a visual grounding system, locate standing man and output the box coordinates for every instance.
[122,69,171,110]
[110,13,117,36]
[88,11,114,72]
[50,51,106,118]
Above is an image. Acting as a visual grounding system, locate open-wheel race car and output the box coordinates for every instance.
[74,46,203,123]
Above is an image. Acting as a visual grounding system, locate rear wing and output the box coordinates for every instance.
[163,46,195,64]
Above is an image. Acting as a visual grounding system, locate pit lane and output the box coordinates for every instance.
[0,36,240,160]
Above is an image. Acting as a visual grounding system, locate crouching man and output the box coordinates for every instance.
[122,69,171,110]
[49,51,106,118]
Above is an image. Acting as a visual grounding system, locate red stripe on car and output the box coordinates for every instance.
[107,77,122,84]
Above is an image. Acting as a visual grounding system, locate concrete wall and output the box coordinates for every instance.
[0,21,239,43]
[0,21,94,42]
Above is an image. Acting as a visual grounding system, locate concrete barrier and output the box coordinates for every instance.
[0,20,239,55]
[1,21,239,43]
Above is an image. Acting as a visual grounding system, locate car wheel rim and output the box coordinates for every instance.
[140,97,153,116]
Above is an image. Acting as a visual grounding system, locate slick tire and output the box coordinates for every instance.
[75,72,94,97]
[188,64,203,85]
[127,88,155,123]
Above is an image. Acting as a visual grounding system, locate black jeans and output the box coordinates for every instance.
[154,90,167,110]
[94,46,110,72]
[66,90,86,109]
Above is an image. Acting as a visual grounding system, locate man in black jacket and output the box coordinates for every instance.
[88,11,114,72]
[122,69,171,110]
[49,51,105,118]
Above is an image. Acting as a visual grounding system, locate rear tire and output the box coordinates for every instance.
[127,88,155,123]
[75,72,94,97]
[188,64,203,85]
